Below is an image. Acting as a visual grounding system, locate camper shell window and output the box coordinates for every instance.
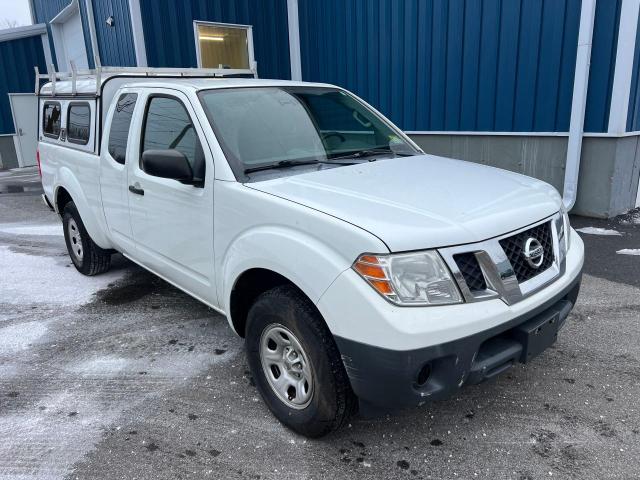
[67,102,91,145]
[42,102,62,139]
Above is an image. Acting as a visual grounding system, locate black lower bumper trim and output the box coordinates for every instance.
[335,270,582,409]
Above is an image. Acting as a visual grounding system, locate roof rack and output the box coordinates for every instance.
[35,57,258,96]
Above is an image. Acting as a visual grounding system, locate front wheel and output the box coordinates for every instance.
[62,202,111,276]
[245,285,356,438]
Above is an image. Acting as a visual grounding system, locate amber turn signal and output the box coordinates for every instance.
[352,254,396,298]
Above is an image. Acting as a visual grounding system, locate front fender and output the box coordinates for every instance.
[220,225,365,335]
[55,166,112,249]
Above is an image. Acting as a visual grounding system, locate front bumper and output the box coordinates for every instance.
[334,271,580,408]
[316,229,584,408]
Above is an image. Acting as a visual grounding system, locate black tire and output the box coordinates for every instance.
[62,201,111,276]
[245,285,357,438]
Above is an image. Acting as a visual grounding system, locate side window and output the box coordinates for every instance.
[108,93,138,164]
[141,96,205,182]
[67,103,91,145]
[42,102,61,139]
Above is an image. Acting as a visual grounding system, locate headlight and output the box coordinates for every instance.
[352,251,463,306]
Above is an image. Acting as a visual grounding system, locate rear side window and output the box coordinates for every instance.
[67,103,91,145]
[141,96,205,181]
[108,93,138,164]
[42,102,61,139]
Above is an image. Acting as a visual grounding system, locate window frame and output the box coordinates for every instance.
[107,92,138,165]
[139,93,204,179]
[42,101,62,139]
[66,101,91,145]
[192,20,255,70]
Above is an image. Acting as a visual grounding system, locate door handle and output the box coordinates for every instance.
[128,184,144,196]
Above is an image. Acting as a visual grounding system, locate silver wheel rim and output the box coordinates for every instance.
[67,218,83,262]
[259,324,314,409]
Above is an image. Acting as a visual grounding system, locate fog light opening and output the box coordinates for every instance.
[416,363,432,387]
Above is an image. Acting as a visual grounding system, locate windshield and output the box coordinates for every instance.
[198,86,418,179]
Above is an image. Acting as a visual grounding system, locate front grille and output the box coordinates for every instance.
[499,221,554,283]
[454,252,487,291]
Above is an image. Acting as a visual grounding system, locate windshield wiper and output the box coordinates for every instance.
[328,147,415,161]
[243,148,412,174]
[244,157,363,175]
[244,160,321,174]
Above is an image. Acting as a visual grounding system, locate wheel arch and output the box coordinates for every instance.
[53,170,112,249]
[229,268,313,338]
[220,226,360,338]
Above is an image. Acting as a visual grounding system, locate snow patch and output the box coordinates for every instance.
[0,223,62,236]
[0,321,47,354]
[0,391,125,480]
[575,227,622,236]
[0,363,19,379]
[0,246,130,306]
[616,249,640,256]
[69,356,131,375]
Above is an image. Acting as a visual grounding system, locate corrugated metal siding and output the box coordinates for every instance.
[299,0,582,132]
[584,0,622,132]
[0,36,47,135]
[138,0,291,79]
[627,8,640,131]
[31,0,71,24]
[89,0,136,66]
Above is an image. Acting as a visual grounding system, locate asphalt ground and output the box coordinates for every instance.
[0,167,639,480]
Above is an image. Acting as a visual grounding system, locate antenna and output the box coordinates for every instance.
[49,64,57,96]
[94,55,101,95]
[70,61,77,96]
[34,66,39,94]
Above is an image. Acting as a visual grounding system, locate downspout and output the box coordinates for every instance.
[287,0,302,81]
[84,0,101,68]
[27,0,36,24]
[563,0,597,211]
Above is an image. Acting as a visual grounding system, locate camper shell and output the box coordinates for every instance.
[36,63,257,155]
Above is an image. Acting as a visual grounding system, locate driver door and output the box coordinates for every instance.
[126,90,216,305]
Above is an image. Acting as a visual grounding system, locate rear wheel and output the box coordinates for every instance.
[62,202,111,276]
[246,285,356,437]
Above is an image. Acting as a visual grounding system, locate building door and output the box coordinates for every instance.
[9,94,38,167]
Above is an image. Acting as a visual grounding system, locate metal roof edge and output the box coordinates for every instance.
[0,23,47,43]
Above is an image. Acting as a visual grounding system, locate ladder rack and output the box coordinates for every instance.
[35,57,258,96]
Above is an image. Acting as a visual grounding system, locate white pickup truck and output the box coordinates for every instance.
[38,68,584,437]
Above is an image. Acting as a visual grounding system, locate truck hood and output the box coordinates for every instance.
[246,155,562,252]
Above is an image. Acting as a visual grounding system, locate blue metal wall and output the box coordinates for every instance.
[584,0,622,132]
[90,0,137,66]
[26,0,625,134]
[299,0,582,132]
[0,35,47,134]
[627,7,640,131]
[138,0,291,79]
[299,0,622,134]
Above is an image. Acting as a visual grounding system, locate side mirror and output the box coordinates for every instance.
[142,149,193,183]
